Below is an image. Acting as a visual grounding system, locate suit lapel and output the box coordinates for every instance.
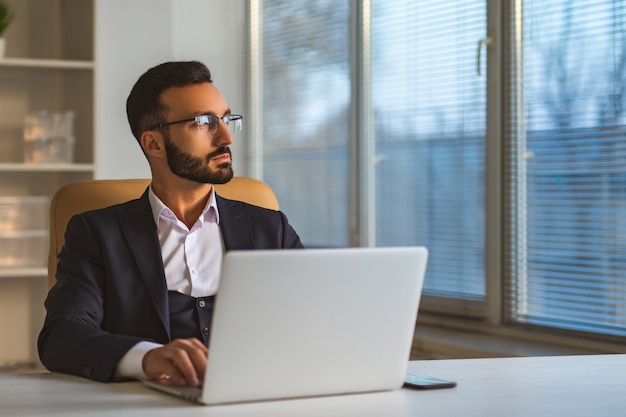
[217,194,255,250]
[115,190,171,339]
[107,192,253,340]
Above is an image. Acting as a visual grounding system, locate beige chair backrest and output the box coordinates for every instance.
[47,177,280,288]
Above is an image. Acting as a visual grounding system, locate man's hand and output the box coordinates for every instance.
[142,338,208,387]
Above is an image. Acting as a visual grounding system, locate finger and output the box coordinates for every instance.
[162,369,186,386]
[164,348,201,386]
[142,339,209,386]
[143,345,199,386]
[182,340,208,379]
[168,339,208,385]
[142,348,177,381]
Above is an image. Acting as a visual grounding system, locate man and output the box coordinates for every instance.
[38,61,304,387]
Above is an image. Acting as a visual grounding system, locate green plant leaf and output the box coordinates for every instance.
[0,1,14,37]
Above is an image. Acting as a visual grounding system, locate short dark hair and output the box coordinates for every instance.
[126,61,213,141]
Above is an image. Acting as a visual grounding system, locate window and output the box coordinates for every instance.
[250,0,626,342]
[249,0,351,248]
[370,1,487,304]
[506,0,626,336]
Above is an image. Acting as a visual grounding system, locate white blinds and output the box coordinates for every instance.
[253,0,351,248]
[254,0,488,302]
[370,1,487,301]
[507,0,626,336]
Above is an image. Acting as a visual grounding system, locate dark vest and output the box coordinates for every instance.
[168,290,216,345]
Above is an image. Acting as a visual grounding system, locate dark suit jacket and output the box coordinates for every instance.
[37,189,303,382]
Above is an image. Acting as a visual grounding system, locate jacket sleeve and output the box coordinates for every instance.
[217,195,305,251]
[278,210,305,249]
[243,204,305,249]
[37,214,147,382]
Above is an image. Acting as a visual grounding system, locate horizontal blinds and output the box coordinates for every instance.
[370,1,487,301]
[255,0,351,247]
[506,0,626,336]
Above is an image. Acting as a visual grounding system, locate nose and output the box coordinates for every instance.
[212,121,234,147]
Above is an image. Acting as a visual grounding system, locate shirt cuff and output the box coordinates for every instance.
[115,341,163,380]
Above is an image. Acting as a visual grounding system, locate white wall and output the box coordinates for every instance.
[95,0,247,179]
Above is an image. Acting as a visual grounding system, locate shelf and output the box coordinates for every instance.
[0,57,94,70]
[0,268,47,278]
[0,163,95,172]
[0,0,94,368]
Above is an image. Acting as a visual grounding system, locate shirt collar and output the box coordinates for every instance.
[148,185,220,226]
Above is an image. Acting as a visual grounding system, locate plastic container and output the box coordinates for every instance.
[0,196,49,268]
[0,230,48,267]
[23,111,75,164]
[0,196,49,231]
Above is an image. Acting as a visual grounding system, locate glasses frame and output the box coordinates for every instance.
[147,114,243,134]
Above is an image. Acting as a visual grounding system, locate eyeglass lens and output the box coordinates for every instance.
[198,115,242,134]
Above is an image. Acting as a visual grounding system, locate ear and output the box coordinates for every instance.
[140,130,165,158]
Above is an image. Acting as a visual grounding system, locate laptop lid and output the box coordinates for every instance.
[199,246,428,405]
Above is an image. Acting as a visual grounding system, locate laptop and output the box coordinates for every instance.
[144,246,428,405]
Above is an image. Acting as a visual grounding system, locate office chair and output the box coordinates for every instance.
[47,177,280,288]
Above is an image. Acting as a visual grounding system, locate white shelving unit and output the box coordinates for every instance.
[0,0,94,368]
[0,57,94,69]
[0,0,247,370]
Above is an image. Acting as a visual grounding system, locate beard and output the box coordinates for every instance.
[163,133,234,184]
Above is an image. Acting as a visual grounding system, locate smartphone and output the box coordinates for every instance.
[403,373,457,390]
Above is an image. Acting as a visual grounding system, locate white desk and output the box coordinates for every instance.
[1,355,625,416]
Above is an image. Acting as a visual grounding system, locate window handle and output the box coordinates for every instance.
[476,32,494,75]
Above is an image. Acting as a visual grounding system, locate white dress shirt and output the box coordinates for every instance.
[150,186,224,297]
[116,186,224,379]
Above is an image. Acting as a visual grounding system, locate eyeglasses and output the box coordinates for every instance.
[148,114,243,135]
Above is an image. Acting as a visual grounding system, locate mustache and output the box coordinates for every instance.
[206,146,231,161]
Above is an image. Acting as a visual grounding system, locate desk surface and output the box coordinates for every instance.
[2,355,625,417]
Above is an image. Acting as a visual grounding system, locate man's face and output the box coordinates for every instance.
[159,83,235,184]
[162,130,233,184]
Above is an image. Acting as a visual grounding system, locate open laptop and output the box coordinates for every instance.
[144,246,428,405]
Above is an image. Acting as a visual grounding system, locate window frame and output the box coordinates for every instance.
[247,0,626,349]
